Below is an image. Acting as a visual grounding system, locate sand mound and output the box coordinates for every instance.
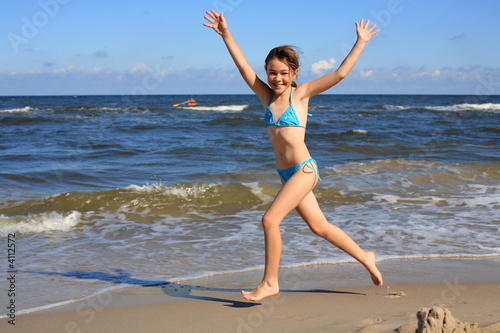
[415,306,479,333]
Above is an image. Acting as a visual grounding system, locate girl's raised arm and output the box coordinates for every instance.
[203,10,270,103]
[301,19,380,98]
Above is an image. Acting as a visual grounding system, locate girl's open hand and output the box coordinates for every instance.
[203,10,228,36]
[355,19,380,43]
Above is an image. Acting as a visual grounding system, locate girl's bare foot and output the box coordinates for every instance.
[363,251,383,286]
[241,282,279,302]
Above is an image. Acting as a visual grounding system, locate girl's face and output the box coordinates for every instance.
[266,58,297,93]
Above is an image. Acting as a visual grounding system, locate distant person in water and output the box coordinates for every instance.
[204,10,383,302]
[174,98,197,107]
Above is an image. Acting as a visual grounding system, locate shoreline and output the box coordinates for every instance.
[5,254,499,318]
[3,257,500,332]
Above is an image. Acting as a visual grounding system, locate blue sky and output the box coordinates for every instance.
[1,0,499,95]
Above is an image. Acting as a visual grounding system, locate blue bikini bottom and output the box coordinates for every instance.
[277,158,321,182]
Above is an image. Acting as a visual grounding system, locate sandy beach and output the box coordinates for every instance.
[3,257,499,333]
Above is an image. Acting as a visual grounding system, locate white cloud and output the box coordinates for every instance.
[2,64,498,95]
[360,70,374,78]
[53,65,84,76]
[432,70,441,80]
[129,62,149,74]
[92,67,116,79]
[311,58,337,76]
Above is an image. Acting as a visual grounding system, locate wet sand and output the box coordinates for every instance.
[3,257,500,333]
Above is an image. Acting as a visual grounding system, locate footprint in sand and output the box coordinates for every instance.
[385,291,406,299]
[361,318,385,325]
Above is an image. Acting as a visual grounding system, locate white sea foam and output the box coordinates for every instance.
[126,183,166,193]
[383,103,500,112]
[89,107,123,112]
[346,129,368,135]
[0,106,35,113]
[180,105,249,112]
[0,211,82,235]
[383,105,411,110]
[426,103,500,112]
[242,181,274,204]
[126,182,218,198]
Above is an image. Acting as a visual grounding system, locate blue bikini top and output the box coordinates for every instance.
[264,89,309,129]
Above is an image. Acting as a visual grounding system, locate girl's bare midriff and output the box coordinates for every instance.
[267,126,310,169]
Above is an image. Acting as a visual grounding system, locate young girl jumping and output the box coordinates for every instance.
[204,10,383,302]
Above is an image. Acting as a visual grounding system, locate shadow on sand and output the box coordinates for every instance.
[24,268,365,308]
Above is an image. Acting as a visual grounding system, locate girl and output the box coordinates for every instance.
[203,10,383,302]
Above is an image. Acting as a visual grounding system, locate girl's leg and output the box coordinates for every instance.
[241,164,318,301]
[295,192,383,286]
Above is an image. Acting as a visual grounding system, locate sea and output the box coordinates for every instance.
[0,94,499,314]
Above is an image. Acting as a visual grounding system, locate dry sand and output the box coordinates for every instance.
[2,258,499,332]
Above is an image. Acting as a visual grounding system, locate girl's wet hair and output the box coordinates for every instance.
[265,45,301,87]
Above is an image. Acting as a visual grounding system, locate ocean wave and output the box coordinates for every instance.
[66,106,125,112]
[177,105,249,112]
[329,159,500,181]
[325,159,500,205]
[309,104,337,111]
[424,103,500,112]
[126,181,268,203]
[382,105,412,111]
[0,105,154,115]
[371,192,500,208]
[344,129,368,135]
[0,211,81,236]
[0,106,36,113]
[0,182,271,234]
[2,159,499,235]
[382,102,500,112]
